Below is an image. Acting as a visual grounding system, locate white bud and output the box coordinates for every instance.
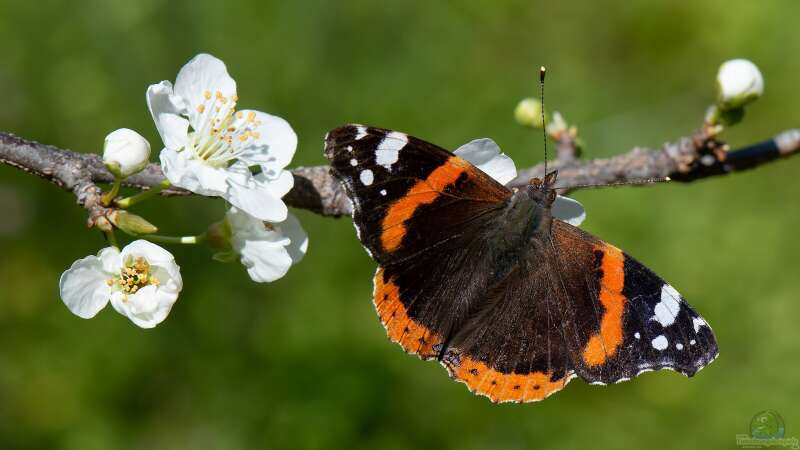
[546,111,568,136]
[514,98,545,128]
[103,128,151,177]
[716,59,764,110]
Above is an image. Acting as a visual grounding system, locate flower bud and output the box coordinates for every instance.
[108,210,158,235]
[546,111,569,137]
[103,128,151,177]
[514,98,545,128]
[716,59,764,110]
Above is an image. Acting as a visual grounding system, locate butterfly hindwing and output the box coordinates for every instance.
[440,262,577,403]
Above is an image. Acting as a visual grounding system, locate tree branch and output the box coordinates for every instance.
[1,128,798,219]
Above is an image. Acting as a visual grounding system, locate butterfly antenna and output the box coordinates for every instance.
[540,66,548,179]
[554,176,672,190]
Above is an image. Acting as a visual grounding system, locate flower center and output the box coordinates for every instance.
[188,90,263,167]
[108,256,160,295]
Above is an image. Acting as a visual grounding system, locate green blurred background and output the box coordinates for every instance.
[0,0,798,449]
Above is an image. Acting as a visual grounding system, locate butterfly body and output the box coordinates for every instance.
[325,124,718,403]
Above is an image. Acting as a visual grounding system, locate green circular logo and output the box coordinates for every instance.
[750,410,786,439]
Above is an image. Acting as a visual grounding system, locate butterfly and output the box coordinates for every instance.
[324,124,718,403]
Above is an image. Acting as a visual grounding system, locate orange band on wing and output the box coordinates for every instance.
[380,156,469,252]
[373,269,441,359]
[444,355,572,403]
[582,244,627,367]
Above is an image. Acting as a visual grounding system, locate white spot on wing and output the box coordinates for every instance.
[651,335,668,351]
[651,284,681,327]
[380,189,387,196]
[692,317,707,332]
[376,131,407,170]
[690,339,696,345]
[350,159,358,166]
[355,126,368,140]
[634,332,641,339]
[359,169,374,186]
[676,343,684,350]
[346,145,353,152]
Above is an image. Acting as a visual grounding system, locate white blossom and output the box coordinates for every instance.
[59,240,182,328]
[217,207,308,283]
[103,128,151,177]
[455,138,586,226]
[147,53,296,222]
[717,59,764,109]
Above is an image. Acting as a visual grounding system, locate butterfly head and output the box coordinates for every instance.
[527,170,559,207]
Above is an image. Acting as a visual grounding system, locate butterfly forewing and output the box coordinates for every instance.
[325,125,510,264]
[550,220,718,384]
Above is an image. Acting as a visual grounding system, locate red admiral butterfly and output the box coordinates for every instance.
[324,124,718,403]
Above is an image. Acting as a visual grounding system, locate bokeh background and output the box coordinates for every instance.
[0,0,798,449]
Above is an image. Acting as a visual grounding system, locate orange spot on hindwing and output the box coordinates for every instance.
[380,156,468,252]
[444,354,572,403]
[582,244,627,366]
[373,269,441,358]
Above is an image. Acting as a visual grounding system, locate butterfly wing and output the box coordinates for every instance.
[438,219,718,402]
[550,219,719,384]
[326,125,514,359]
[325,125,511,264]
[440,262,578,403]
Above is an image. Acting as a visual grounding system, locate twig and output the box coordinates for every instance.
[1,129,798,218]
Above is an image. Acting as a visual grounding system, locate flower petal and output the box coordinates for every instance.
[59,254,112,319]
[98,247,121,273]
[225,165,288,222]
[120,240,175,266]
[160,148,228,196]
[174,54,237,126]
[226,206,269,238]
[454,138,517,185]
[277,213,308,264]
[552,195,586,226]
[238,239,293,283]
[110,285,178,329]
[146,81,189,151]
[257,168,294,200]
[226,182,288,223]
[235,110,297,172]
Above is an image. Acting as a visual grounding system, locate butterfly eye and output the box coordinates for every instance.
[548,190,557,203]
